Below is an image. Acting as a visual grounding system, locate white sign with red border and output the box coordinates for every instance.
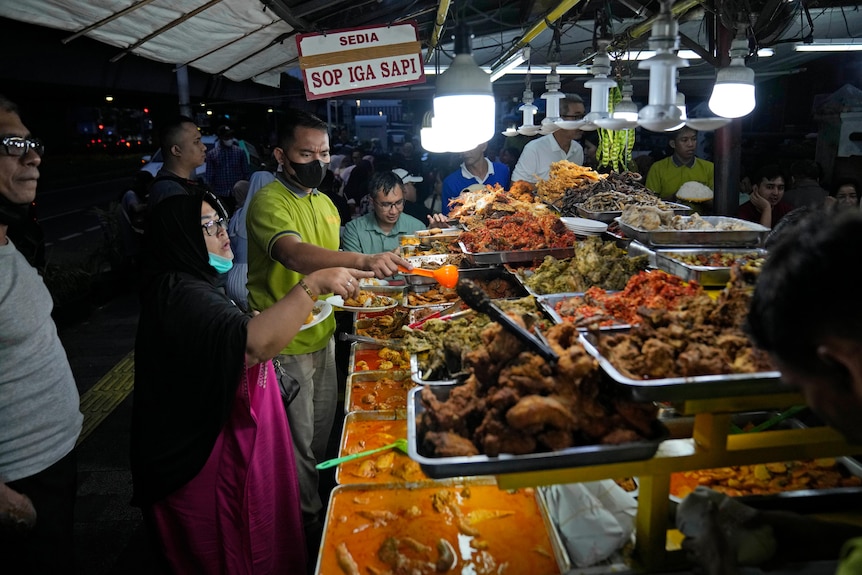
[296,22,425,101]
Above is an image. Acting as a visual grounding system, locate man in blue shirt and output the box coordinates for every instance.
[205,125,250,214]
[441,141,510,215]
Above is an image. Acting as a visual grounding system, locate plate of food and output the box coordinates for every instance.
[300,301,332,331]
[325,291,398,312]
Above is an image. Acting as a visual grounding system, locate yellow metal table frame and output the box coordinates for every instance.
[495,392,862,572]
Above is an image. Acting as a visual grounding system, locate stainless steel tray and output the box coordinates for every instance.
[537,293,631,330]
[408,386,668,478]
[459,241,576,265]
[402,284,461,308]
[579,332,784,402]
[348,342,410,374]
[345,370,412,415]
[616,216,769,248]
[654,248,767,287]
[335,411,426,485]
[315,479,571,575]
[577,201,691,223]
[403,254,452,285]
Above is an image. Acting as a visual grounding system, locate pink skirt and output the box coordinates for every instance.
[147,361,307,574]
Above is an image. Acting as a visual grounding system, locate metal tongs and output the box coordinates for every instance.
[455,279,558,365]
[338,333,407,349]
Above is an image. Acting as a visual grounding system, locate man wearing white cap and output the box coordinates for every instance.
[342,170,446,257]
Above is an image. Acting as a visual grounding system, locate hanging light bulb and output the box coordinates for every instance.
[432,26,496,152]
[637,0,688,132]
[709,36,756,118]
[420,112,449,153]
[613,78,638,122]
[579,42,617,132]
[538,62,564,135]
[516,86,541,136]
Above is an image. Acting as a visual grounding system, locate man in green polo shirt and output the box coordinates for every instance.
[341,170,448,256]
[245,109,409,554]
[645,126,714,202]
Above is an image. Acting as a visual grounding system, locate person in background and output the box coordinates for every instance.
[394,167,435,224]
[245,109,410,557]
[680,211,862,575]
[391,141,422,180]
[0,94,83,574]
[132,190,371,574]
[825,178,860,212]
[737,172,752,206]
[118,170,154,265]
[148,115,209,206]
[441,141,510,215]
[511,94,586,184]
[499,146,521,174]
[645,126,714,200]
[225,165,278,312]
[343,158,374,214]
[737,164,794,229]
[205,125,250,215]
[341,170,447,256]
[785,158,828,209]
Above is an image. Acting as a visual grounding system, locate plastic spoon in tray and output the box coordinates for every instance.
[397,264,459,288]
[315,439,409,469]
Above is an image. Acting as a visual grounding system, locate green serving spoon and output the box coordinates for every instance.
[316,438,409,470]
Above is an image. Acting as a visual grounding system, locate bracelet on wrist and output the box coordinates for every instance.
[297,279,316,301]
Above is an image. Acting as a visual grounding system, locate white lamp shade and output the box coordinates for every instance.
[420,125,448,153]
[432,50,496,152]
[708,59,756,118]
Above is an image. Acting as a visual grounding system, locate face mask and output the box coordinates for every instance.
[208,252,234,274]
[288,159,328,189]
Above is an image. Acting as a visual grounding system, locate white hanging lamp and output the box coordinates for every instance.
[538,62,564,135]
[432,25,496,152]
[578,42,617,132]
[637,0,688,132]
[420,112,449,153]
[595,75,639,131]
[709,35,756,119]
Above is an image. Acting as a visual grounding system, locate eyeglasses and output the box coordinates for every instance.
[560,114,586,121]
[374,198,405,210]
[1,136,45,157]
[201,217,227,236]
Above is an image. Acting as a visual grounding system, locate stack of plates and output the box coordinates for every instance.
[560,217,608,236]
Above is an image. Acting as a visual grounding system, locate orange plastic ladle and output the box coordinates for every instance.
[397,264,459,289]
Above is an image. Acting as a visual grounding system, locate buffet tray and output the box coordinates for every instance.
[403,254,453,285]
[459,241,576,266]
[536,293,631,330]
[345,370,412,415]
[402,284,461,308]
[348,342,410,373]
[315,478,571,575]
[408,385,668,478]
[615,216,769,248]
[335,411,430,485]
[576,201,691,223]
[655,248,767,287]
[410,353,459,386]
[579,331,784,402]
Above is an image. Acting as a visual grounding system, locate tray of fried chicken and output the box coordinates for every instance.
[408,321,668,478]
[578,272,784,401]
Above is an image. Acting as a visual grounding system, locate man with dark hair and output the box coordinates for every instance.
[785,158,828,209]
[148,116,208,206]
[245,108,411,553]
[680,211,862,574]
[205,125,250,214]
[441,140,510,215]
[342,170,445,255]
[0,94,83,573]
[512,94,586,183]
[737,164,794,228]
[645,126,714,201]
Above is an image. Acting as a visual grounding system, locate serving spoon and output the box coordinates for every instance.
[397,264,459,288]
[316,438,409,470]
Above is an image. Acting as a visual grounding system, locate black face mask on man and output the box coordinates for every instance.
[287,159,329,190]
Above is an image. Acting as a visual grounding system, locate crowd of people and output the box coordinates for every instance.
[4,88,862,575]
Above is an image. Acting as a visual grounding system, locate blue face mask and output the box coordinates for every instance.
[208,252,234,274]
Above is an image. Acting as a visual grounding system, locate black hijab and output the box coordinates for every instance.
[131,191,250,505]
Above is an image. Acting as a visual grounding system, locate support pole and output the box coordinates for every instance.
[177,65,192,118]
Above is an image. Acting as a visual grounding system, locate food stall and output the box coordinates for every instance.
[316,163,862,574]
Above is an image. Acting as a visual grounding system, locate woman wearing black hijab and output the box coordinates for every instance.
[131,191,370,574]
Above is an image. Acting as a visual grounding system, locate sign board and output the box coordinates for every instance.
[296,22,425,101]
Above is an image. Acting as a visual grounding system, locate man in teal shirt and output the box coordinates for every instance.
[645,126,714,202]
[342,170,447,255]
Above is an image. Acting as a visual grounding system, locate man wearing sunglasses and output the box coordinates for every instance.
[341,170,447,257]
[512,93,586,184]
[0,95,83,572]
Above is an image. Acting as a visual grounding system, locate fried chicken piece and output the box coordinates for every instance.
[486,385,520,410]
[506,395,576,433]
[481,428,537,456]
[640,337,676,378]
[614,399,659,437]
[677,342,728,376]
[424,431,479,457]
[601,428,642,445]
[498,353,556,394]
[420,379,484,435]
[538,428,574,450]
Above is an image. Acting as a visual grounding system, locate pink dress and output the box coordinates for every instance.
[147,361,307,574]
